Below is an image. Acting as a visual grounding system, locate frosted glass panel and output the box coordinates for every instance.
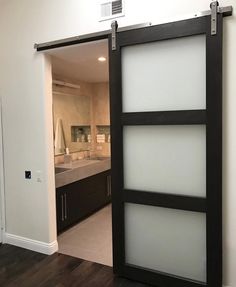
[125,203,206,282]
[122,35,206,112]
[123,125,206,197]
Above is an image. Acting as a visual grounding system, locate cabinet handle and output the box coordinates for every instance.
[61,195,64,221]
[107,176,110,197]
[107,175,111,196]
[109,175,112,196]
[64,194,67,220]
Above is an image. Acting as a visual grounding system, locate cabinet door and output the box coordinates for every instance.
[76,170,111,219]
[58,182,81,228]
[56,184,81,232]
[65,181,83,226]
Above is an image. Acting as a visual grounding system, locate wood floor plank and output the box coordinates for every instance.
[15,254,82,287]
[0,244,47,286]
[0,245,151,287]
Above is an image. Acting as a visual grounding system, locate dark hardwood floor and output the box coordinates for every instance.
[0,244,151,287]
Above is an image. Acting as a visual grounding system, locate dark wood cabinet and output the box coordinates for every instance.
[56,170,111,233]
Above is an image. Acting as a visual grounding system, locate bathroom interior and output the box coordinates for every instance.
[48,39,112,266]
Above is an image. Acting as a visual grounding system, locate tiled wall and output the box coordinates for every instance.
[91,82,110,158]
[92,83,110,125]
[53,76,110,162]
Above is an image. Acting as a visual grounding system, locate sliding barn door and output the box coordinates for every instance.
[110,14,223,287]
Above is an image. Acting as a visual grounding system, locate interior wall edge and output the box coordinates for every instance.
[43,54,58,243]
[0,97,6,242]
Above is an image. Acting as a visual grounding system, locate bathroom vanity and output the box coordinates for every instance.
[55,158,111,233]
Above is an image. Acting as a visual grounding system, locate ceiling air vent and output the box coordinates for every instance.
[100,0,124,22]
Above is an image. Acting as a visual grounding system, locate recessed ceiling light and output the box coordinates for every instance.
[98,56,106,62]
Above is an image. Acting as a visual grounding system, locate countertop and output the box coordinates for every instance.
[55,157,111,188]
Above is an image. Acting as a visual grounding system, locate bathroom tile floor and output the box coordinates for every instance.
[58,204,112,266]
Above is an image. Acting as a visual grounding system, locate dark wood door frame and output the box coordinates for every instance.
[109,15,223,287]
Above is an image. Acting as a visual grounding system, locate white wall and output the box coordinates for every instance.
[0,0,235,285]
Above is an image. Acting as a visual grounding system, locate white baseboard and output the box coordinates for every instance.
[3,232,58,255]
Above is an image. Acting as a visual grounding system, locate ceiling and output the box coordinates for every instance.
[48,39,109,83]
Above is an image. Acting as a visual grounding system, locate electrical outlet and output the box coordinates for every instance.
[25,171,31,179]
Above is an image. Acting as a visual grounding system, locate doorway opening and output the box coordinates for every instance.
[47,39,112,266]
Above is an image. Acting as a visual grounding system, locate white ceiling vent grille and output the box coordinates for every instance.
[100,0,124,22]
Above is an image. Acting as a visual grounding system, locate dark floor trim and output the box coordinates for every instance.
[124,189,206,213]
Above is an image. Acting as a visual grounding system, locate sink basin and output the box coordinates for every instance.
[70,159,100,168]
[55,167,71,174]
[88,157,109,161]
[55,157,110,174]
